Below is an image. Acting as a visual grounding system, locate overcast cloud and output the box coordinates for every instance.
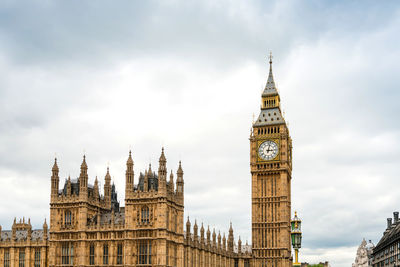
[1,1,400,266]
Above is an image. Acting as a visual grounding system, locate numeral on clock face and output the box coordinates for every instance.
[258,140,279,160]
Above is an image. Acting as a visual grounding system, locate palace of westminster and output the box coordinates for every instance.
[0,57,294,267]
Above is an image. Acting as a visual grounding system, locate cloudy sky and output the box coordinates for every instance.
[1,0,400,266]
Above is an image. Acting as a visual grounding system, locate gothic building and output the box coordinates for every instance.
[0,56,292,267]
[371,212,400,267]
[352,238,374,267]
[250,55,293,267]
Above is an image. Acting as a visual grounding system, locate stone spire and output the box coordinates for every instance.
[43,218,48,239]
[125,150,134,197]
[94,176,99,199]
[193,220,199,242]
[143,164,150,192]
[262,52,278,98]
[212,228,217,247]
[66,176,71,195]
[238,236,242,253]
[158,148,167,193]
[186,217,191,236]
[254,53,284,126]
[200,223,205,243]
[79,155,88,195]
[176,161,184,202]
[169,170,174,192]
[104,167,111,208]
[51,158,59,198]
[223,233,226,250]
[217,231,222,249]
[206,225,211,245]
[228,222,234,252]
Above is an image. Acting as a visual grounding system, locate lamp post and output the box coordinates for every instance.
[291,211,302,266]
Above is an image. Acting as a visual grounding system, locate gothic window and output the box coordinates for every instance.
[138,241,152,264]
[244,259,250,267]
[117,243,123,265]
[234,259,239,267]
[89,244,95,265]
[34,249,41,267]
[141,206,149,223]
[65,210,72,226]
[61,242,74,265]
[19,250,25,267]
[103,244,109,265]
[174,212,178,232]
[4,249,10,267]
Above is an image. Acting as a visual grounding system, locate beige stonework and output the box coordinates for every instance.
[0,149,251,267]
[0,57,292,267]
[250,57,293,267]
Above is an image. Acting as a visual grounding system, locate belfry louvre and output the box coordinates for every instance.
[0,58,292,267]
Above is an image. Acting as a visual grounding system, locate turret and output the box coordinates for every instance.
[217,231,222,249]
[200,223,205,244]
[125,150,134,197]
[43,219,48,239]
[27,218,32,240]
[222,233,226,250]
[104,167,111,208]
[51,158,59,199]
[228,222,234,252]
[206,226,211,245]
[12,218,16,240]
[144,165,150,192]
[238,236,242,254]
[186,217,191,238]
[94,177,99,200]
[79,155,88,197]
[158,148,167,193]
[66,176,72,195]
[169,170,174,192]
[111,183,119,211]
[212,229,217,247]
[176,161,184,202]
[193,220,198,242]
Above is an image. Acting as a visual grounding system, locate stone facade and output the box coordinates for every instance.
[0,57,292,267]
[250,56,293,267]
[352,239,374,267]
[372,212,400,267]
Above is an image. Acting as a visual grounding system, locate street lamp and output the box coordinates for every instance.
[291,211,302,267]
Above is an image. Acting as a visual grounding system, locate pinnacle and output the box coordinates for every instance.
[81,154,88,169]
[127,150,133,165]
[159,147,166,162]
[262,52,278,97]
[52,157,59,171]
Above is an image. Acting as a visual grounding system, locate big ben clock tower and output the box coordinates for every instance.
[250,55,293,267]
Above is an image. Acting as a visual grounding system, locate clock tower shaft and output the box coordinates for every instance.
[250,56,293,267]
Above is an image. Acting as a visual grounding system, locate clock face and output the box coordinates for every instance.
[258,140,279,160]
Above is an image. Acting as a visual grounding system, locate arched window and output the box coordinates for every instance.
[65,210,72,226]
[141,206,149,223]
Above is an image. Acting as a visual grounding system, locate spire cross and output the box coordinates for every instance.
[269,51,273,65]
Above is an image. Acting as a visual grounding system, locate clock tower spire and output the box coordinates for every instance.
[250,54,293,267]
